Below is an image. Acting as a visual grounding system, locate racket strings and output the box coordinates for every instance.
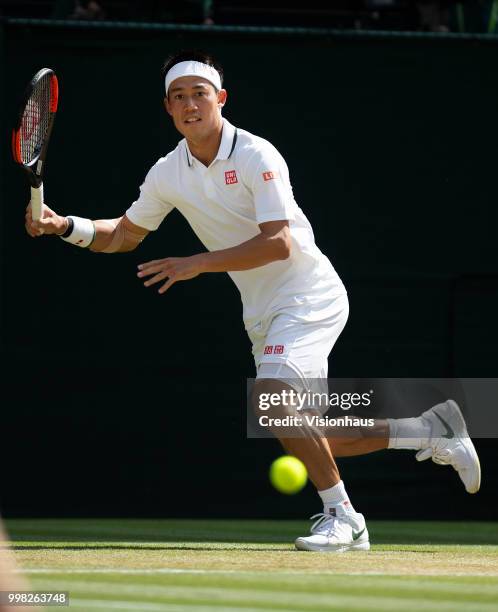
[20,75,52,164]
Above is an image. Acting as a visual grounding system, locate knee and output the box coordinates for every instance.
[251,379,299,420]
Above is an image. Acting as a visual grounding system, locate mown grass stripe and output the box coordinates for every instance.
[44,593,498,612]
[22,568,498,580]
[29,576,498,610]
[68,600,301,612]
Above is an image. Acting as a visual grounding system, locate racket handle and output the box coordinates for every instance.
[30,184,44,221]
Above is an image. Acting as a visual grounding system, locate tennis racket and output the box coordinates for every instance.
[12,68,59,221]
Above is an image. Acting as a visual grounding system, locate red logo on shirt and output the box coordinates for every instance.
[262,171,277,181]
[264,345,274,355]
[225,170,238,185]
[274,345,284,354]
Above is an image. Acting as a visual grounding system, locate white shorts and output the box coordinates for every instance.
[249,293,349,388]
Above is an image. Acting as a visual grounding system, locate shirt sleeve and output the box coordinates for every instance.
[245,144,296,224]
[125,163,175,231]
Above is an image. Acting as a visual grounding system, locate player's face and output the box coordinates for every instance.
[165,76,226,140]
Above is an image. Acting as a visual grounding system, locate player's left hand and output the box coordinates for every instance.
[137,255,204,294]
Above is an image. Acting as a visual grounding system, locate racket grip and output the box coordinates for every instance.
[30,184,44,221]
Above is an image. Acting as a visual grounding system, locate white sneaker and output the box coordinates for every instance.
[416,399,481,494]
[295,505,370,552]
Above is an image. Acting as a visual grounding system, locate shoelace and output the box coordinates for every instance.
[417,445,454,465]
[432,448,454,465]
[309,513,338,536]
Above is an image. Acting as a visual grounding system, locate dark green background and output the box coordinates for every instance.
[1,20,497,519]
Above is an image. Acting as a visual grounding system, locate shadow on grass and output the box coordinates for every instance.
[11,545,451,554]
[6,520,498,546]
[12,545,289,552]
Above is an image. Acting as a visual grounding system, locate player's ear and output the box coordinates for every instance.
[217,89,227,108]
[164,96,172,116]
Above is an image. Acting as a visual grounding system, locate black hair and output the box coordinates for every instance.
[161,49,224,95]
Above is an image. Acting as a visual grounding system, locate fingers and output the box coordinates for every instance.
[137,259,164,272]
[159,277,176,294]
[138,256,201,295]
[26,226,44,237]
[24,202,61,237]
[137,259,171,278]
[143,270,169,287]
[26,217,65,239]
[137,259,177,294]
[138,256,201,296]
[25,208,44,237]
[26,201,48,218]
[25,219,47,237]
[141,269,177,294]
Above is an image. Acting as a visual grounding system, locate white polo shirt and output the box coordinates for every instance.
[126,118,346,330]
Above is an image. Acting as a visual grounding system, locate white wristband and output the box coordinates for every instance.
[60,216,95,248]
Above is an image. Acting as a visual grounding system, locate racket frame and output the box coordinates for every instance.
[12,68,58,221]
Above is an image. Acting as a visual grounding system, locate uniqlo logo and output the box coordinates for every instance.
[262,171,277,181]
[274,345,284,354]
[225,170,238,185]
[264,345,273,355]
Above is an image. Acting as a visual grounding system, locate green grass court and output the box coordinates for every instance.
[6,519,498,611]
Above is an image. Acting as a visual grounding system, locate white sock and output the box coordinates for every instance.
[387,416,432,450]
[318,480,355,514]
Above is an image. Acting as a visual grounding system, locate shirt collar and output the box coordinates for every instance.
[216,118,238,161]
[184,118,238,167]
[185,140,193,167]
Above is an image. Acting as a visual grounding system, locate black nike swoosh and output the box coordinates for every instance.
[352,527,365,541]
[433,411,455,439]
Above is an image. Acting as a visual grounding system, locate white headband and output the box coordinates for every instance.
[165,60,222,94]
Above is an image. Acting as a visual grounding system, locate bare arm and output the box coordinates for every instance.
[90,216,149,253]
[25,203,149,252]
[195,220,291,272]
[137,220,291,294]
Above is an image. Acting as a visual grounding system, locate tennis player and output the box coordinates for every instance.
[25,50,481,552]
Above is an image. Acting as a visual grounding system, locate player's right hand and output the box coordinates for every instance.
[25,202,67,237]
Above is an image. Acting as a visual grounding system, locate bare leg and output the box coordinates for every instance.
[278,436,340,490]
[326,419,390,457]
[327,435,388,457]
[254,381,393,484]
[254,380,340,490]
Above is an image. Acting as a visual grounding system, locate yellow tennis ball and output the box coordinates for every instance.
[269,455,308,494]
